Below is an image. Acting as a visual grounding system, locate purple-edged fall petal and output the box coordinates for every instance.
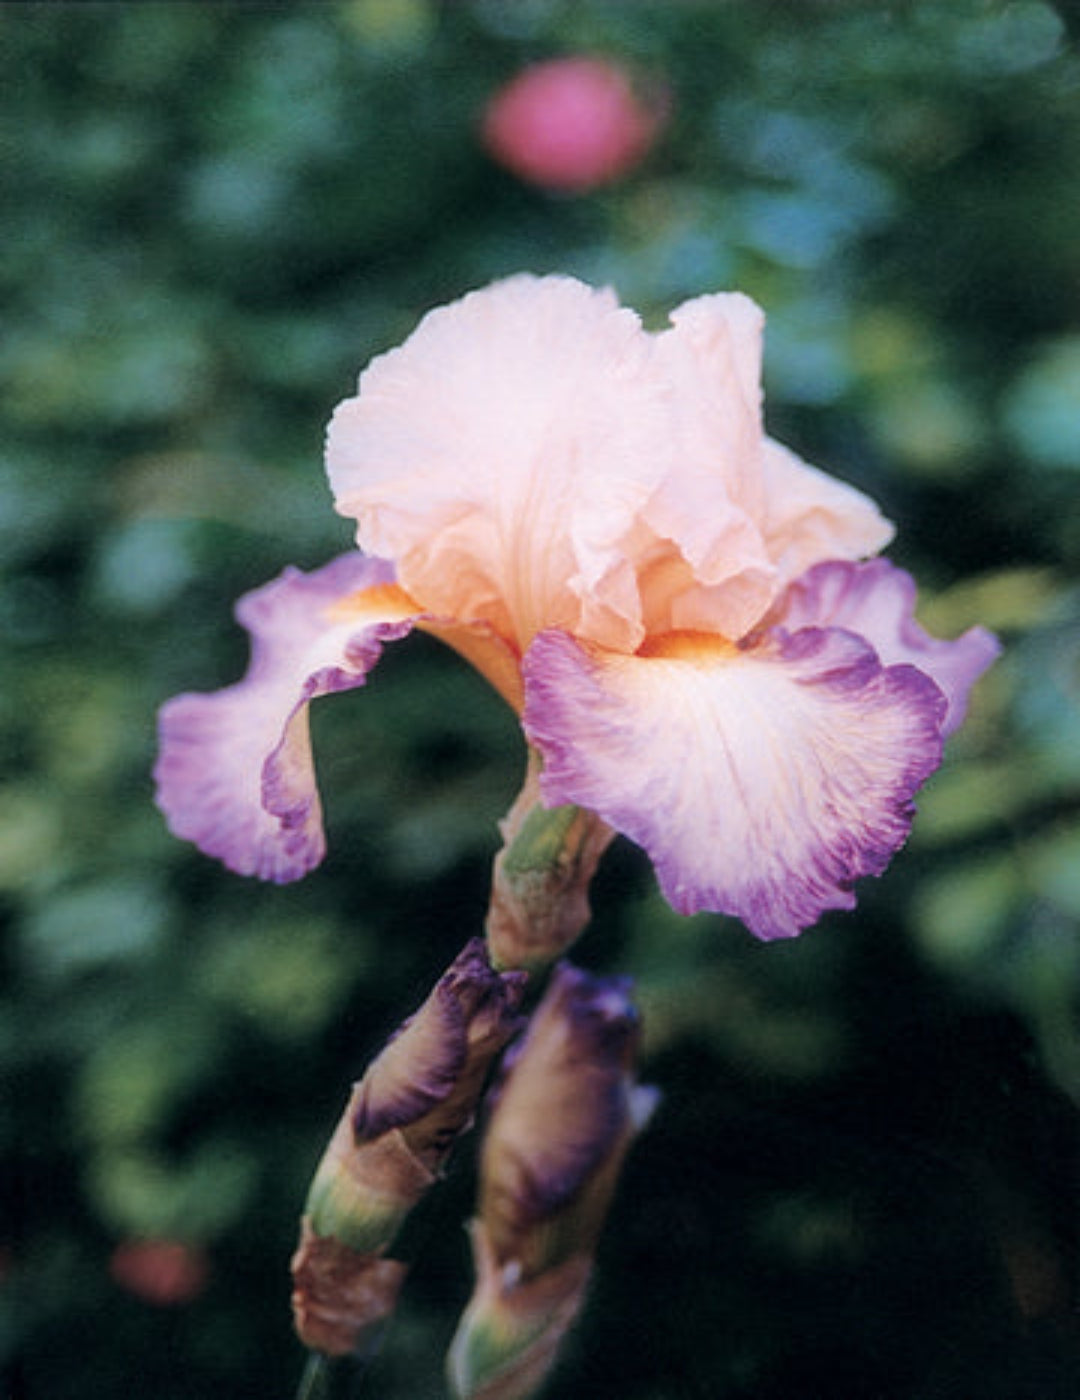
[775,557,1001,736]
[153,553,420,883]
[153,554,522,882]
[524,627,948,940]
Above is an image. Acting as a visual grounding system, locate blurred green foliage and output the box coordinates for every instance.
[4,2,1080,1397]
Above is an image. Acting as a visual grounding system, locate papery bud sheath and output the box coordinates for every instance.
[448,963,657,1399]
[292,939,527,1356]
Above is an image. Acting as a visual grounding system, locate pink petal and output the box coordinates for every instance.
[775,558,1001,735]
[154,554,418,882]
[760,439,895,585]
[326,277,903,663]
[522,627,948,940]
[640,293,778,640]
[639,296,892,643]
[327,275,673,653]
[652,291,768,519]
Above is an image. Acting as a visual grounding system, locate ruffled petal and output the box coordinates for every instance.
[522,627,948,940]
[759,438,895,585]
[638,298,893,644]
[327,274,673,653]
[640,292,777,640]
[154,554,419,882]
[775,558,1001,736]
[650,291,768,520]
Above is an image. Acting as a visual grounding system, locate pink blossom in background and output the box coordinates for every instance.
[110,1239,209,1306]
[155,275,999,941]
[482,56,666,192]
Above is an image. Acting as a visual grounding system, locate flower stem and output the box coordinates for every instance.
[296,1342,388,1400]
[296,1353,331,1400]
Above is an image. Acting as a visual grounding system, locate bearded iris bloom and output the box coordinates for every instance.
[154,275,998,940]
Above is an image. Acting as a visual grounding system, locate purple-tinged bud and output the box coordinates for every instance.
[355,937,529,1169]
[486,755,615,973]
[292,939,527,1357]
[448,963,658,1400]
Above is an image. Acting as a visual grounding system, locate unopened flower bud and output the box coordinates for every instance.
[486,756,615,972]
[292,938,527,1356]
[448,963,657,1400]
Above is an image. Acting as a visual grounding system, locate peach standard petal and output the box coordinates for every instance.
[327,276,673,654]
[327,278,894,657]
[759,439,894,586]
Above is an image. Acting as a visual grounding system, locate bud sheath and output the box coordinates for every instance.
[292,939,527,1356]
[448,963,657,1399]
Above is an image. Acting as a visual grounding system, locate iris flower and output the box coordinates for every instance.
[155,275,998,940]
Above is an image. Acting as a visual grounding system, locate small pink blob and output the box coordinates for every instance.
[110,1239,210,1306]
[482,56,666,193]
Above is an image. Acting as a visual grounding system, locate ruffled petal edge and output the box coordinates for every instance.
[522,624,948,939]
[154,554,418,882]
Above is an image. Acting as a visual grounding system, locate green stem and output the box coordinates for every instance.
[296,1353,331,1400]
[296,1342,386,1400]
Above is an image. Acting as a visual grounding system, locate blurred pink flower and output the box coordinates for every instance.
[482,56,665,192]
[109,1239,209,1306]
[155,275,998,940]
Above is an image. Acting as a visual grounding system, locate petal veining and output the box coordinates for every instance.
[154,554,418,882]
[522,627,947,939]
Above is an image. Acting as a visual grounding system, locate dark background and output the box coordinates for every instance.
[4,2,1080,1396]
